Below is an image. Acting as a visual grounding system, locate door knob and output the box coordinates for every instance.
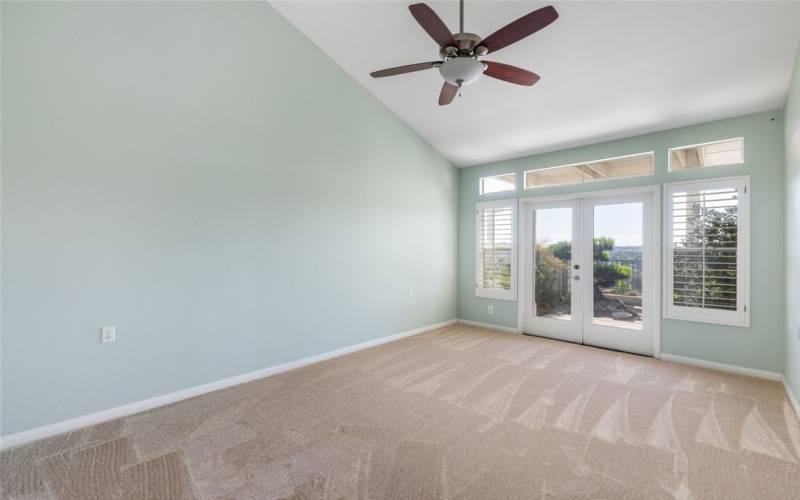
[573,264,580,270]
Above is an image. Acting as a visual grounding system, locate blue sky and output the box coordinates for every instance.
[535,202,643,247]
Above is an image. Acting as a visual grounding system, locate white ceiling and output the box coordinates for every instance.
[272,1,800,167]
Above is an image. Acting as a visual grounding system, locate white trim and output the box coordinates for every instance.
[662,175,750,328]
[660,353,782,381]
[667,137,744,172]
[652,187,662,358]
[0,319,457,450]
[475,199,517,301]
[458,319,519,334]
[523,151,654,190]
[783,377,800,420]
[518,184,661,205]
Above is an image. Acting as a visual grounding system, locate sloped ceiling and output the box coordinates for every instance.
[272,1,800,166]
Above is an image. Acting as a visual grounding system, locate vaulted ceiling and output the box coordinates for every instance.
[272,1,800,167]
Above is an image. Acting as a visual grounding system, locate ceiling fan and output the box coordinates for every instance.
[370,1,559,105]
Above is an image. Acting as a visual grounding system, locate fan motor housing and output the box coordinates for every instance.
[440,33,485,59]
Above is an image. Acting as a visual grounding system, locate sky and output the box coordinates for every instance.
[535,202,643,247]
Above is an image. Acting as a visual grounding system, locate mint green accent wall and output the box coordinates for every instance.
[1,2,458,435]
[458,111,786,373]
[785,47,800,398]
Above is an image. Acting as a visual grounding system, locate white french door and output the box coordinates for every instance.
[522,189,658,356]
[522,199,583,344]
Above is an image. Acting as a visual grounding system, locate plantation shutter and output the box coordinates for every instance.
[476,200,516,300]
[666,178,748,326]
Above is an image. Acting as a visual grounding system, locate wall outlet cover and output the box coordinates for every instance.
[101,326,116,343]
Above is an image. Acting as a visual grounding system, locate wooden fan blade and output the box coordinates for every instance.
[483,61,540,86]
[438,82,458,106]
[409,3,457,48]
[370,62,438,78]
[480,5,558,54]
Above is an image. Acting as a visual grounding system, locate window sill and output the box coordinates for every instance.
[662,313,750,329]
[476,290,517,302]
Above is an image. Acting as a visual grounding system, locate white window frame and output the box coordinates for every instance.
[479,172,517,195]
[476,199,517,301]
[667,137,744,172]
[663,176,750,327]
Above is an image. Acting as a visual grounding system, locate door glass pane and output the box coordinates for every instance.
[593,202,643,330]
[534,208,572,320]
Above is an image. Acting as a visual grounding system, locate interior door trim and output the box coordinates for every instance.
[516,184,662,358]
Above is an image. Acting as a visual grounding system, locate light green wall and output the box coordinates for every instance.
[785,47,800,398]
[458,110,786,373]
[0,1,458,435]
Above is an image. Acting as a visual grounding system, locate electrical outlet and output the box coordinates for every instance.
[101,326,116,343]
[408,288,415,297]
[488,305,494,314]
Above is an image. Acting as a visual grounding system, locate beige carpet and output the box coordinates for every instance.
[2,324,800,499]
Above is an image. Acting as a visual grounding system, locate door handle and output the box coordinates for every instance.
[572,275,580,281]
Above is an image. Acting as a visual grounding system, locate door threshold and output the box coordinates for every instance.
[521,332,653,358]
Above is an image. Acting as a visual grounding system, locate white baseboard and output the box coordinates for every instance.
[0,319,457,450]
[458,319,519,334]
[783,376,800,419]
[660,353,783,381]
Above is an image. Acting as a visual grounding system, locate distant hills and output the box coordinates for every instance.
[609,245,642,261]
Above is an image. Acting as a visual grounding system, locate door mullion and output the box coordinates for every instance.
[575,198,585,345]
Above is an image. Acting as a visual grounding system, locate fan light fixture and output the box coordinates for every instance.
[369,1,558,105]
[439,57,487,87]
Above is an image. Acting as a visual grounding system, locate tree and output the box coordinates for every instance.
[673,203,738,310]
[535,244,570,316]
[591,237,631,301]
[536,238,632,311]
[548,241,572,262]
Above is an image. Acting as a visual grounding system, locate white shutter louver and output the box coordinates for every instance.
[476,201,516,300]
[665,178,748,326]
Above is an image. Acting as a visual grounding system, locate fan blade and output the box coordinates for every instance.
[483,61,540,86]
[438,82,458,106]
[409,3,457,48]
[480,5,558,54]
[370,62,439,78]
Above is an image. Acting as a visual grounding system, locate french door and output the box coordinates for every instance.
[521,190,658,356]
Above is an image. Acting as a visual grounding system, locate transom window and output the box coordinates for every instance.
[480,173,516,195]
[669,138,744,171]
[525,152,654,189]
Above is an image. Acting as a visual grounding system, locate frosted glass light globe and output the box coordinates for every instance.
[439,57,487,87]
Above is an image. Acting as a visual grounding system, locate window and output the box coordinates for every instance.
[669,138,744,171]
[525,152,653,189]
[476,200,517,300]
[480,172,516,194]
[664,177,749,326]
